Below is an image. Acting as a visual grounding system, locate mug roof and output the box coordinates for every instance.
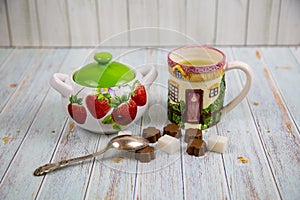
[168,46,226,74]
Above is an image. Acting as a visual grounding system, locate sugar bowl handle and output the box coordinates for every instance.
[50,73,72,97]
[139,65,158,89]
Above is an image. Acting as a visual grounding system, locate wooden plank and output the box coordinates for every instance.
[247,0,280,45]
[98,0,129,46]
[261,47,300,129]
[216,0,248,45]
[0,0,10,46]
[0,49,68,182]
[133,48,184,199]
[128,0,159,46]
[174,47,229,199]
[290,46,300,64]
[0,48,12,66]
[0,49,44,112]
[0,88,68,200]
[232,47,300,199]
[134,143,183,199]
[84,48,147,199]
[186,0,217,45]
[6,0,40,46]
[36,121,100,200]
[35,49,118,200]
[1,47,299,199]
[158,0,186,46]
[116,47,150,69]
[36,0,70,46]
[67,0,99,46]
[183,127,230,199]
[0,49,94,200]
[84,130,139,199]
[277,0,300,45]
[213,48,281,199]
[290,46,300,125]
[2,1,300,46]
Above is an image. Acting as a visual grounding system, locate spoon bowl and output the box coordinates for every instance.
[34,135,149,176]
[110,135,149,150]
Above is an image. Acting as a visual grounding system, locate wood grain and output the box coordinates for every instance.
[277,0,300,45]
[260,47,300,128]
[85,130,139,199]
[0,49,68,182]
[0,49,93,199]
[85,48,148,199]
[98,0,129,46]
[0,47,299,199]
[0,48,12,67]
[1,0,300,46]
[186,0,217,45]
[36,120,100,200]
[0,0,10,46]
[67,0,99,46]
[0,49,44,112]
[0,89,68,200]
[233,47,300,200]
[214,48,280,199]
[128,0,159,46]
[133,48,184,199]
[158,0,187,46]
[6,0,40,46]
[36,0,70,46]
[247,0,280,45]
[183,126,230,200]
[290,47,300,60]
[34,49,97,199]
[216,0,248,45]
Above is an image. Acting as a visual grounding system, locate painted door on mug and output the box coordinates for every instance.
[185,89,203,123]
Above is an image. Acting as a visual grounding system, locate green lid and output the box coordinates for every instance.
[73,52,135,88]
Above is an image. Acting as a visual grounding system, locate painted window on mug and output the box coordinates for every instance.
[175,70,183,79]
[169,80,179,102]
[209,87,218,98]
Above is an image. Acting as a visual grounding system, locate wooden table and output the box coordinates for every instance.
[0,47,299,200]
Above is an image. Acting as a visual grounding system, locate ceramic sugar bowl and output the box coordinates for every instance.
[50,52,158,133]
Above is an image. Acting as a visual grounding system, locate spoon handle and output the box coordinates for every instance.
[33,145,110,176]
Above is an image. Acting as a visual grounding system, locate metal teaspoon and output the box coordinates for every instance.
[33,135,149,176]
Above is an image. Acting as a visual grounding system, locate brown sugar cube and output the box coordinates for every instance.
[135,146,155,163]
[186,139,207,157]
[163,123,181,138]
[142,127,161,143]
[184,128,202,143]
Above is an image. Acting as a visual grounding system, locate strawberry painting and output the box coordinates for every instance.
[100,81,146,129]
[86,93,111,119]
[131,83,147,106]
[68,89,87,124]
[110,95,137,126]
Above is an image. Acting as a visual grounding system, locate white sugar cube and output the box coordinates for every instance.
[158,135,180,154]
[118,130,132,136]
[207,135,228,153]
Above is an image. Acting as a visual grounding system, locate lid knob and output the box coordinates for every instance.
[94,52,112,65]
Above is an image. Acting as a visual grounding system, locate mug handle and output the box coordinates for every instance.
[50,73,72,97]
[221,61,253,115]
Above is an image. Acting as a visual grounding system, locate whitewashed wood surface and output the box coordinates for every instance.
[0,0,300,47]
[0,47,299,200]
